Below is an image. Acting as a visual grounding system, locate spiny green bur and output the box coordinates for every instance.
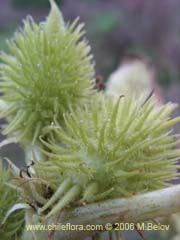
[0,0,94,145]
[32,95,180,219]
[0,164,24,239]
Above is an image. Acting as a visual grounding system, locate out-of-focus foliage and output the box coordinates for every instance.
[0,29,13,54]
[90,12,119,34]
[0,163,24,240]
[12,0,63,9]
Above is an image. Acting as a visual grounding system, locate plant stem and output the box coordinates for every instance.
[53,184,180,240]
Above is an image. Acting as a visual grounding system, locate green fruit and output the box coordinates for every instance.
[34,95,180,218]
[0,0,94,145]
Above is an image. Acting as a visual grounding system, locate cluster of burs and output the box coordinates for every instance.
[0,0,180,239]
